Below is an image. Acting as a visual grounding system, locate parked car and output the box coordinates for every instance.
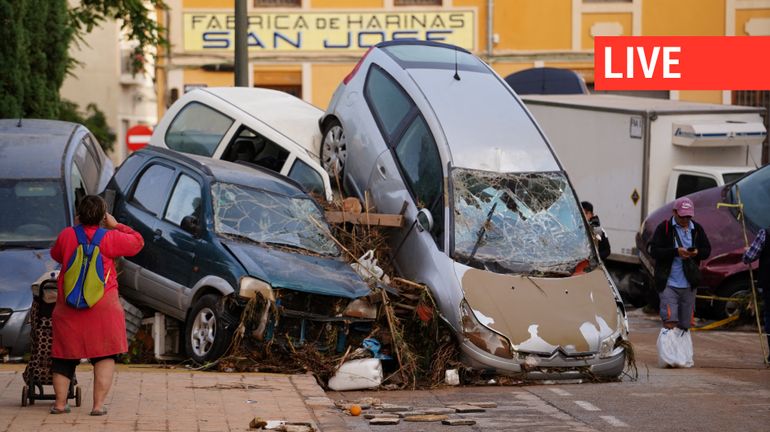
[637,164,770,318]
[320,40,629,379]
[149,87,332,201]
[0,119,113,360]
[107,147,373,363]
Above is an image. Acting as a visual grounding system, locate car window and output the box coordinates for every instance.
[394,115,444,241]
[364,65,413,138]
[70,162,86,209]
[288,159,325,197]
[165,102,234,156]
[223,126,289,173]
[131,164,175,216]
[0,179,66,243]
[675,174,717,198]
[164,174,202,226]
[78,137,100,192]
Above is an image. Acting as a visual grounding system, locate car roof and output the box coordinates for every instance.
[0,119,79,179]
[135,147,310,199]
[197,87,323,156]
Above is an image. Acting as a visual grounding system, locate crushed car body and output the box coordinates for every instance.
[320,40,629,379]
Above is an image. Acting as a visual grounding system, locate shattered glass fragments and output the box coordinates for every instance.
[212,182,338,255]
[452,169,592,275]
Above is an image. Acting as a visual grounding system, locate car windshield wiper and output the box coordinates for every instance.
[468,201,498,262]
[0,241,47,250]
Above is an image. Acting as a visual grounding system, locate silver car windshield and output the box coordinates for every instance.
[0,179,66,244]
[212,182,338,256]
[452,168,593,275]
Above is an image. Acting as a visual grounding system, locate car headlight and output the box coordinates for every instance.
[460,300,514,359]
[599,310,626,358]
[239,277,274,301]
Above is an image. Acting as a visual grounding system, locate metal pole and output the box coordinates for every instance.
[234,0,248,87]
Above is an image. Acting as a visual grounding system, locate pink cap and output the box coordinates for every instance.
[674,197,695,217]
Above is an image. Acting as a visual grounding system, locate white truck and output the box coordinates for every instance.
[521,95,766,300]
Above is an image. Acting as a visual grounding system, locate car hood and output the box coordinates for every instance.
[0,248,57,311]
[461,266,620,354]
[222,240,371,299]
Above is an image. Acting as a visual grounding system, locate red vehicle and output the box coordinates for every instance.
[636,164,769,319]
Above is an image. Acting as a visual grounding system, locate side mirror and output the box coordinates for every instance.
[415,208,434,233]
[181,215,200,236]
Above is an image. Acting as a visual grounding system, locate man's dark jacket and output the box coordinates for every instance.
[648,217,711,291]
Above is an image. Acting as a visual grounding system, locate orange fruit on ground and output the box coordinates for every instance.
[349,404,362,416]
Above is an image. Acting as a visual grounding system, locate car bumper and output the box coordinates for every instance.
[0,308,31,360]
[460,339,626,380]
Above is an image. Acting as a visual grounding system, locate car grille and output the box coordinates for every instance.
[0,309,12,329]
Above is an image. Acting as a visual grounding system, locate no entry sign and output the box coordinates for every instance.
[126,124,153,151]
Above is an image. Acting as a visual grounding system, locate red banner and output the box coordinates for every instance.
[594,36,770,90]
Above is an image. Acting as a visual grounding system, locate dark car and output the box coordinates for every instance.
[0,119,114,359]
[637,164,769,318]
[108,147,374,363]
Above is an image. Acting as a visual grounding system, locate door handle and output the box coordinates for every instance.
[377,164,387,179]
[153,229,162,241]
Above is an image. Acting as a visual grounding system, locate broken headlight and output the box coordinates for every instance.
[460,300,514,359]
[238,277,274,301]
[599,310,626,358]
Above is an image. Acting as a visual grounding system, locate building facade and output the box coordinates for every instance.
[60,17,158,163]
[156,0,770,154]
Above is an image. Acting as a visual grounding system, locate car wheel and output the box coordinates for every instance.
[21,386,28,407]
[715,279,752,320]
[185,294,233,364]
[321,119,347,178]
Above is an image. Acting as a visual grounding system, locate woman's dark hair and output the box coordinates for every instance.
[77,195,107,226]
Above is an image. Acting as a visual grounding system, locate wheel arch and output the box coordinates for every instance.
[320,114,340,134]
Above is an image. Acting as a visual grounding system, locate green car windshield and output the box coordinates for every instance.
[452,168,593,276]
[212,182,338,256]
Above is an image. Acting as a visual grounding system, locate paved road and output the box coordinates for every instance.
[325,308,770,432]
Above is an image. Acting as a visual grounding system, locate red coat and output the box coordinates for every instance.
[50,224,144,359]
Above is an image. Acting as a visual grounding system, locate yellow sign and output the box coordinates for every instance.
[183,10,475,52]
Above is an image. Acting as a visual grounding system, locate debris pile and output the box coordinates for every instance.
[333,398,500,426]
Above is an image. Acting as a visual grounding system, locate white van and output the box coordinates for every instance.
[321,41,629,378]
[149,87,332,201]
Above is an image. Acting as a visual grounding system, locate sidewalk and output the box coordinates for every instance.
[0,364,347,432]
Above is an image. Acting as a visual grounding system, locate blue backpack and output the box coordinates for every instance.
[63,225,109,309]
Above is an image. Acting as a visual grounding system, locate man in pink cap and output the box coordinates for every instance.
[648,197,711,366]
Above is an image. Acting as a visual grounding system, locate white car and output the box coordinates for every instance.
[150,87,332,201]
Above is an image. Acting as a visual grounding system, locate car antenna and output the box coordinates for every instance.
[453,48,461,81]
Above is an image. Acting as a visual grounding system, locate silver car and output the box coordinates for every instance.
[0,120,113,360]
[320,41,629,379]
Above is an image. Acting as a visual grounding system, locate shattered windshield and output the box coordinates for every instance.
[212,183,338,256]
[452,168,593,275]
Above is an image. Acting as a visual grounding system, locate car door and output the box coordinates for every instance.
[366,102,446,284]
[119,162,176,312]
[152,170,204,312]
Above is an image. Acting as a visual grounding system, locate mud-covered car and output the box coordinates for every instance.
[637,164,769,318]
[0,119,114,359]
[107,147,373,363]
[320,40,628,379]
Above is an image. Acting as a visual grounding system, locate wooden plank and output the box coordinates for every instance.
[324,211,403,227]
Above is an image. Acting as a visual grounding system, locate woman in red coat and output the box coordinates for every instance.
[49,195,144,415]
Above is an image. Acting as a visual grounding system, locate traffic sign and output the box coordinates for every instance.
[126,124,153,151]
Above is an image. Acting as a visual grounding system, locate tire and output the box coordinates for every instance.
[185,294,233,364]
[321,119,347,178]
[715,279,752,320]
[21,386,28,407]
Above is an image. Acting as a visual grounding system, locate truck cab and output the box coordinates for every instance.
[666,165,753,202]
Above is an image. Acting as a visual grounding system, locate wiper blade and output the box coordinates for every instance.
[468,202,498,261]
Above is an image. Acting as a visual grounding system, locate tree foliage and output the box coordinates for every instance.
[59,99,117,153]
[0,0,167,151]
[69,0,168,74]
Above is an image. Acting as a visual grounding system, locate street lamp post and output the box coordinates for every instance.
[234,0,248,87]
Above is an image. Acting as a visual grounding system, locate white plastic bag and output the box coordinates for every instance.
[327,358,383,391]
[351,250,385,282]
[657,327,694,368]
